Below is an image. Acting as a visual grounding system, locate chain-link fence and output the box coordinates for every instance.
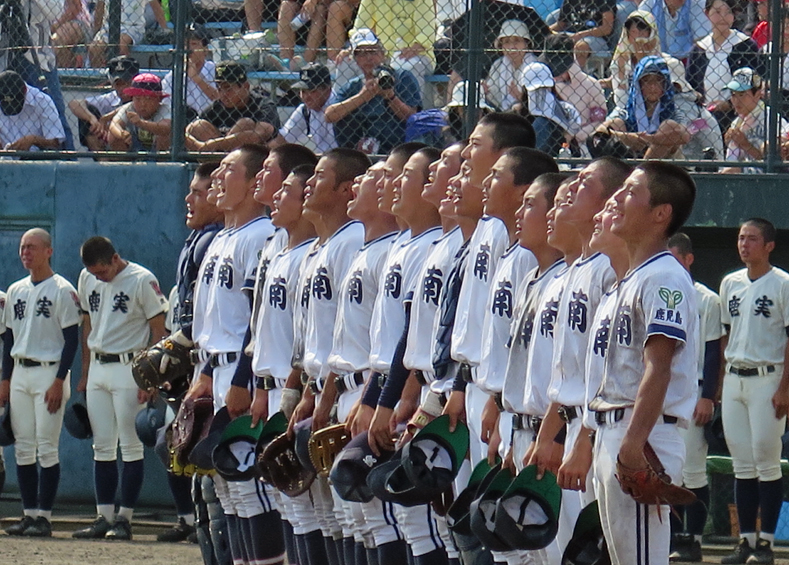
[0,0,788,169]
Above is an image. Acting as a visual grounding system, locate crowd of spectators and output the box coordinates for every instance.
[0,0,788,170]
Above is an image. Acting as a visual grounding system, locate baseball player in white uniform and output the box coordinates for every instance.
[529,158,632,546]
[1,229,81,537]
[287,148,369,565]
[74,236,168,540]
[589,163,698,565]
[718,218,789,565]
[188,145,283,565]
[667,232,723,563]
[443,113,536,467]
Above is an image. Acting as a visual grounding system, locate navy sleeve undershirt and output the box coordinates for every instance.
[56,324,79,380]
[701,338,722,400]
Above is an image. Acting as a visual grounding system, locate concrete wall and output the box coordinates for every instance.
[0,163,788,507]
[0,160,190,506]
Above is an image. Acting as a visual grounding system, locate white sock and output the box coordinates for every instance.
[760,532,775,543]
[97,504,114,522]
[23,509,36,518]
[38,510,52,521]
[179,514,195,527]
[117,506,134,522]
[743,532,757,546]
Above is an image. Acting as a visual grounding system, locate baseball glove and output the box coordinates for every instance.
[615,442,697,506]
[308,424,350,477]
[132,336,193,390]
[260,433,316,497]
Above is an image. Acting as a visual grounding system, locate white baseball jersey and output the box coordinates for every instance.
[720,266,789,367]
[403,227,464,373]
[502,260,565,414]
[521,263,574,416]
[252,239,316,379]
[549,253,617,407]
[451,216,510,368]
[292,240,322,370]
[192,217,275,354]
[250,227,289,340]
[590,251,698,422]
[166,284,177,332]
[696,281,724,379]
[79,262,168,354]
[583,286,619,429]
[476,243,537,394]
[328,232,398,374]
[369,227,442,374]
[0,290,6,336]
[303,221,365,379]
[4,274,81,362]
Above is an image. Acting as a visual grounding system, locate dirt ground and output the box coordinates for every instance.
[0,533,202,565]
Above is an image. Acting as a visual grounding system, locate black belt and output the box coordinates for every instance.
[377,373,388,388]
[493,393,504,412]
[459,363,474,383]
[594,408,678,426]
[300,372,310,386]
[729,365,775,377]
[18,358,56,368]
[94,352,134,364]
[558,405,579,423]
[335,372,365,395]
[414,370,432,386]
[259,376,285,391]
[512,414,542,433]
[308,377,325,395]
[209,352,238,368]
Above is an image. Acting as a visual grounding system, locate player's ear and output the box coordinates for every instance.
[766,240,776,254]
[651,202,672,229]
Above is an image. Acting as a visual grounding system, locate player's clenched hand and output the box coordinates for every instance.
[503,445,516,474]
[772,386,789,419]
[693,397,714,426]
[137,388,154,404]
[0,380,9,406]
[442,390,466,432]
[250,389,269,427]
[618,439,648,471]
[344,398,361,433]
[45,379,65,414]
[368,406,396,456]
[186,373,212,400]
[487,425,501,466]
[312,396,332,432]
[480,395,499,445]
[226,385,252,419]
[526,438,562,480]
[558,439,593,491]
[350,403,374,438]
[287,394,315,438]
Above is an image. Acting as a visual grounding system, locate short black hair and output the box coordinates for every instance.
[478,112,536,151]
[705,0,733,11]
[272,144,319,177]
[667,232,693,255]
[533,172,570,206]
[324,148,372,185]
[415,146,442,179]
[390,142,429,164]
[81,236,117,266]
[195,161,220,179]
[503,147,559,185]
[290,163,316,188]
[637,162,696,237]
[590,156,634,198]
[236,144,269,180]
[743,217,776,243]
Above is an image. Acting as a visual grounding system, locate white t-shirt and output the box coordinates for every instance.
[163,60,217,114]
[404,227,464,374]
[451,216,509,368]
[0,86,65,149]
[280,102,338,155]
[476,243,537,394]
[502,260,565,415]
[720,266,789,367]
[369,226,442,374]
[329,232,398,374]
[4,274,81,362]
[549,253,617,407]
[252,239,315,379]
[79,262,168,354]
[86,91,123,116]
[303,221,365,380]
[696,281,723,379]
[591,251,698,423]
[192,217,275,354]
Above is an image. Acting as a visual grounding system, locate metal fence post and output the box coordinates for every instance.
[170,0,188,160]
[766,0,782,172]
[464,0,483,138]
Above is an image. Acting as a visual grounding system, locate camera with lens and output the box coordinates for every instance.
[374,66,396,91]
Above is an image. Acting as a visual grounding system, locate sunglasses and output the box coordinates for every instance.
[625,18,650,31]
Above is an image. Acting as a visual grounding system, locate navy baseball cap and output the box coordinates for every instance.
[0,71,26,117]
[215,61,248,84]
[725,67,762,92]
[291,63,332,90]
[107,56,140,83]
[330,430,394,503]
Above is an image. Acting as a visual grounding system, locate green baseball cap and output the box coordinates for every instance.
[402,415,469,490]
[447,457,500,535]
[469,466,515,552]
[212,414,264,481]
[493,464,561,551]
[561,501,610,565]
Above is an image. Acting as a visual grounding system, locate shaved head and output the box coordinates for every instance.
[22,228,52,248]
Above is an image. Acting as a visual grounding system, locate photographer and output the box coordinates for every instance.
[325,28,421,153]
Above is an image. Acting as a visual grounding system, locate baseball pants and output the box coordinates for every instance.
[679,385,709,489]
[594,412,685,565]
[86,359,144,462]
[10,364,70,468]
[465,384,489,467]
[393,503,445,557]
[557,416,585,553]
[722,371,786,481]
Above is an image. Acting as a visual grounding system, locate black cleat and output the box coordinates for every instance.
[746,539,775,565]
[157,517,195,542]
[72,515,112,539]
[5,515,35,536]
[105,516,132,541]
[669,533,702,562]
[22,516,52,537]
[722,538,754,565]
